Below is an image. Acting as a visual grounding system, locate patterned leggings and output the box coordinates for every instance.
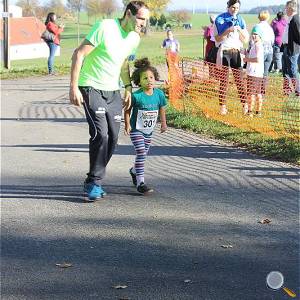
[130,131,152,183]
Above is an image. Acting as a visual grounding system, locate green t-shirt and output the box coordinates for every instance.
[79,19,140,91]
[130,88,167,135]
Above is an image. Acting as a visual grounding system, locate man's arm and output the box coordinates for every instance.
[69,39,95,107]
[120,59,132,111]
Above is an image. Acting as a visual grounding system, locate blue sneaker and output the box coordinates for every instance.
[83,182,106,202]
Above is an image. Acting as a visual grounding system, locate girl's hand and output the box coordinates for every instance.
[160,124,167,133]
[124,124,131,135]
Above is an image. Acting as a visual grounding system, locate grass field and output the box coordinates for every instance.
[2,12,262,71]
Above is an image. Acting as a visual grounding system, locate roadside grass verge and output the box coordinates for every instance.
[0,64,70,80]
[166,105,300,165]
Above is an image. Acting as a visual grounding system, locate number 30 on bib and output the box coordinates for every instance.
[136,110,158,134]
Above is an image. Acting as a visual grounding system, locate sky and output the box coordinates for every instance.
[115,0,286,11]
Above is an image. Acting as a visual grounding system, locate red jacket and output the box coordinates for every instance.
[46,21,63,45]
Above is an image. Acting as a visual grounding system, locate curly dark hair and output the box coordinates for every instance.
[131,58,160,86]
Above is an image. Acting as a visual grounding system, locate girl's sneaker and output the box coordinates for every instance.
[83,182,106,202]
[129,168,137,186]
[137,182,153,195]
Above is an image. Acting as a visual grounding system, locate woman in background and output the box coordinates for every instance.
[44,12,64,75]
[270,11,287,73]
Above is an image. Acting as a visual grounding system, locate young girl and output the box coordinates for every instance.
[243,25,264,117]
[124,58,167,195]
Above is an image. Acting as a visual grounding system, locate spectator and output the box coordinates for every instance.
[270,11,287,73]
[256,10,275,77]
[161,30,180,54]
[214,0,249,115]
[281,0,298,96]
[203,15,216,61]
[44,12,64,75]
[243,26,265,117]
[161,30,180,69]
[288,12,300,96]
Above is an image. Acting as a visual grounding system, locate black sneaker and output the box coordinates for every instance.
[129,168,137,186]
[137,182,153,195]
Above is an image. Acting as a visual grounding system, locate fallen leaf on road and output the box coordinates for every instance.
[113,285,128,289]
[55,262,73,268]
[184,279,192,283]
[221,245,233,249]
[258,218,271,224]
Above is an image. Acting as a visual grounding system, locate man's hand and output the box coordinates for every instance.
[69,86,83,107]
[123,87,132,111]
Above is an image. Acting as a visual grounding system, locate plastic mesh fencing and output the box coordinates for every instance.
[167,55,300,140]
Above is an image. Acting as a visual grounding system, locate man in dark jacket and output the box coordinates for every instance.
[281,1,299,96]
[288,13,300,96]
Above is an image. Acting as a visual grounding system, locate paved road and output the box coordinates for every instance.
[1,76,299,300]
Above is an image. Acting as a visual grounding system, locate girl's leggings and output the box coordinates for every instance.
[130,131,152,183]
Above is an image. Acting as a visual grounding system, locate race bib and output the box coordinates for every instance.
[136,110,158,134]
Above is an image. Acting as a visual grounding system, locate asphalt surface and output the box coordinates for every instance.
[1,75,299,300]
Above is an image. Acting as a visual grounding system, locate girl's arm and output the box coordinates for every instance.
[124,107,132,135]
[244,44,262,63]
[159,107,167,133]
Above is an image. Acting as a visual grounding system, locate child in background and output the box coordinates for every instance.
[243,26,264,117]
[124,58,167,195]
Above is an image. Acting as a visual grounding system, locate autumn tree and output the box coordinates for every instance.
[122,0,170,18]
[84,0,101,23]
[16,0,40,17]
[100,0,118,17]
[168,9,191,27]
[45,0,66,18]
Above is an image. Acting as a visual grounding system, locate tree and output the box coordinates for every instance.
[157,13,166,29]
[85,0,102,23]
[45,0,66,18]
[122,0,170,18]
[100,0,118,17]
[16,0,40,17]
[145,0,169,18]
[168,9,191,27]
[67,0,83,45]
[149,16,157,27]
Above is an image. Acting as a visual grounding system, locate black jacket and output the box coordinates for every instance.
[288,14,300,55]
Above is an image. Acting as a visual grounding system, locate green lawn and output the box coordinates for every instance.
[1,13,263,71]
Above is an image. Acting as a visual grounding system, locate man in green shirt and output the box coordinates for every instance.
[69,1,150,202]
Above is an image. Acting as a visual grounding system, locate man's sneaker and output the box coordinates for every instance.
[129,168,137,186]
[83,182,106,202]
[137,182,153,195]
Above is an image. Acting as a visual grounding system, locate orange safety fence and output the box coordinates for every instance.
[167,55,300,140]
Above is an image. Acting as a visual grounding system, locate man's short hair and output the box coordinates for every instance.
[286,0,297,12]
[123,1,148,18]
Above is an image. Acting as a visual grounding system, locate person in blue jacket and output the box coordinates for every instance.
[214,0,249,115]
